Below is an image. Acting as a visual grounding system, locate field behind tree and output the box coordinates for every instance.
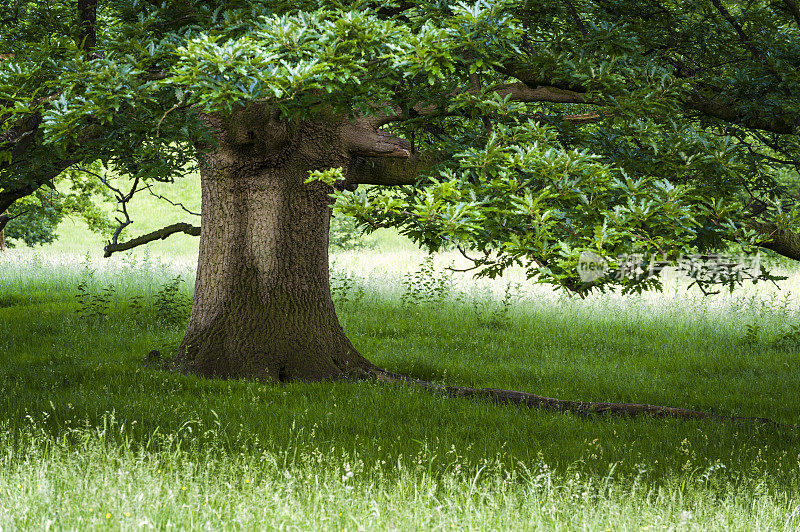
[1,175,800,529]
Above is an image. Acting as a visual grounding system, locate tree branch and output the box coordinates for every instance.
[1,113,43,162]
[1,110,100,215]
[346,153,438,186]
[77,0,98,54]
[784,0,800,29]
[752,222,800,261]
[709,0,788,88]
[565,0,589,37]
[373,81,590,127]
[685,93,797,134]
[499,61,797,135]
[144,183,201,216]
[559,111,611,124]
[490,81,588,104]
[342,123,413,158]
[103,222,200,258]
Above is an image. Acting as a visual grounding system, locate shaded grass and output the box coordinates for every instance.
[1,252,800,528]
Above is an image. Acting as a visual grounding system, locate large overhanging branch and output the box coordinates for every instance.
[342,118,440,185]
[489,82,588,104]
[103,222,200,257]
[686,93,797,135]
[346,153,438,186]
[1,108,99,214]
[342,122,413,158]
[752,222,800,261]
[0,182,37,216]
[500,63,798,135]
[0,155,78,215]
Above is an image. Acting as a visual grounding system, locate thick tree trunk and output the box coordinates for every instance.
[174,111,371,381]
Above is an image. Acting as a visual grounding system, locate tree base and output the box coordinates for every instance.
[172,321,372,382]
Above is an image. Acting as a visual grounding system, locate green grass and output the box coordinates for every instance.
[2,183,800,528]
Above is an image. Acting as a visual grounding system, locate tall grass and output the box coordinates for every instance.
[2,246,800,528]
[1,415,797,530]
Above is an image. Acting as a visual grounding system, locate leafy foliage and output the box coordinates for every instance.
[2,165,115,248]
[329,213,373,251]
[75,280,115,321]
[3,190,62,247]
[1,0,799,292]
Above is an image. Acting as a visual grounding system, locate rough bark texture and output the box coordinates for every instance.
[77,0,98,53]
[753,222,800,261]
[175,107,373,381]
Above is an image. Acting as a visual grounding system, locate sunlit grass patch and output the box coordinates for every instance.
[1,250,800,528]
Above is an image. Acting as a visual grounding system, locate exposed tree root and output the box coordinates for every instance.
[369,367,796,429]
[147,349,793,429]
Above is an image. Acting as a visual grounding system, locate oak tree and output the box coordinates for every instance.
[2,0,798,399]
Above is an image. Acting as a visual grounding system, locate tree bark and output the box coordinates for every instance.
[0,212,8,251]
[752,222,800,261]
[77,0,98,53]
[174,108,373,381]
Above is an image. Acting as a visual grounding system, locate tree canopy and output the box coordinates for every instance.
[2,0,799,291]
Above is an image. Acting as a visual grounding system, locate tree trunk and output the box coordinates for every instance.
[0,211,6,252]
[175,110,371,381]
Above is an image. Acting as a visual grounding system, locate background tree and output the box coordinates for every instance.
[1,1,798,396]
[0,167,113,249]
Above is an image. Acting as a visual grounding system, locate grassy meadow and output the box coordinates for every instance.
[1,174,800,529]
